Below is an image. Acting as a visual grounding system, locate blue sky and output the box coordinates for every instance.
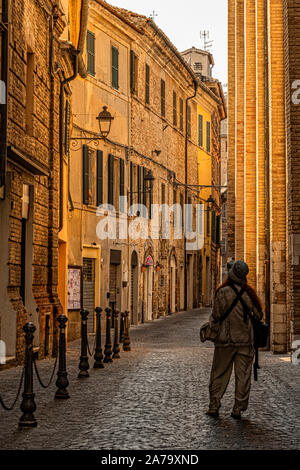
[109,0,228,88]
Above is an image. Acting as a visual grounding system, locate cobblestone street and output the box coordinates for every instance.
[0,309,299,450]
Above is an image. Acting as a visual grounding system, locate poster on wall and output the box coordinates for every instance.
[67,266,82,310]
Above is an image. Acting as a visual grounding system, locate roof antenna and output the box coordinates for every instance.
[200,30,213,51]
[149,10,158,22]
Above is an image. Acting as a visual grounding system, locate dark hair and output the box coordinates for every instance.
[216,276,263,313]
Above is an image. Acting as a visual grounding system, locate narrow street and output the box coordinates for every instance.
[0,309,299,450]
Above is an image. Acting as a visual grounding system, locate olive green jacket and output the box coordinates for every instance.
[209,284,263,348]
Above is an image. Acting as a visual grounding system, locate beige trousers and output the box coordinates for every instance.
[209,346,254,412]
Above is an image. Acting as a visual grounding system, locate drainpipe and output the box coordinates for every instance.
[59,0,89,230]
[264,0,271,349]
[0,0,9,198]
[184,79,198,311]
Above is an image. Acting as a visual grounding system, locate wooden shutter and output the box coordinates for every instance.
[198,115,203,147]
[207,122,211,152]
[173,91,177,126]
[161,79,165,117]
[96,150,103,206]
[137,165,141,205]
[145,64,150,104]
[130,162,133,206]
[211,210,216,243]
[161,183,165,204]
[108,154,114,205]
[87,31,95,76]
[130,50,135,93]
[112,46,119,89]
[216,215,221,245]
[82,145,89,205]
[142,167,147,217]
[180,98,184,132]
[120,158,124,212]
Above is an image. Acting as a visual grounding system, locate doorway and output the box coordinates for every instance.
[170,256,176,313]
[130,251,139,325]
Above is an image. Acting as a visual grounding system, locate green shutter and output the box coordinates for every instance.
[216,215,221,245]
[212,210,216,243]
[137,165,141,205]
[108,154,114,205]
[120,158,124,212]
[145,64,150,104]
[130,162,133,206]
[161,79,165,117]
[112,46,119,89]
[142,167,147,217]
[96,150,103,206]
[87,31,95,76]
[198,115,203,147]
[82,145,89,205]
[207,122,211,152]
[130,50,135,93]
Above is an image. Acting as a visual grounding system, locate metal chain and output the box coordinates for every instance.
[0,367,25,411]
[33,355,58,389]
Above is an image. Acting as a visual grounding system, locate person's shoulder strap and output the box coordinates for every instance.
[218,285,246,325]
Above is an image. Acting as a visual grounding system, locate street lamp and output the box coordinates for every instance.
[71,105,114,150]
[96,106,114,139]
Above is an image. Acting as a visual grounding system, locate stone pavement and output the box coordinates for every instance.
[0,309,299,450]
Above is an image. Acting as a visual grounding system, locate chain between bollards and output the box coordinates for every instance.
[55,315,70,399]
[94,307,104,369]
[123,311,131,352]
[113,310,121,359]
[78,309,90,378]
[103,307,113,363]
[19,322,37,428]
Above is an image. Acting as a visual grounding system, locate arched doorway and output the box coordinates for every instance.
[169,255,176,314]
[130,251,139,325]
[143,254,153,322]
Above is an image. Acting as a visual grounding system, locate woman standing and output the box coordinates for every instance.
[206,260,263,419]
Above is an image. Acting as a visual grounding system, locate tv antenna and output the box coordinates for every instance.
[149,10,158,22]
[200,30,213,51]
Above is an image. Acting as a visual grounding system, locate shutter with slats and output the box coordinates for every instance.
[87,31,95,76]
[130,50,135,93]
[96,150,103,206]
[137,165,141,206]
[108,154,114,205]
[130,162,133,206]
[216,215,221,245]
[207,122,211,152]
[145,64,150,104]
[112,46,119,89]
[83,145,89,205]
[198,115,203,147]
[212,210,216,243]
[161,79,165,117]
[120,158,124,212]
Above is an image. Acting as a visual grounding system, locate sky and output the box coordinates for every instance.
[109,0,228,88]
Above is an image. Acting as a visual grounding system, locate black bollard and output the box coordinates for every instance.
[113,310,121,359]
[103,307,113,363]
[19,322,37,428]
[78,309,90,378]
[94,307,104,369]
[55,315,70,399]
[123,311,131,352]
[119,311,125,343]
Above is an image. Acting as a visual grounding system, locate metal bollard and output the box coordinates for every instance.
[113,310,121,359]
[119,311,125,343]
[103,307,113,363]
[94,307,104,369]
[55,315,70,399]
[123,311,131,352]
[19,322,37,428]
[78,309,90,378]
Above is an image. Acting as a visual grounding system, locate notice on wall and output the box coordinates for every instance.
[67,267,81,310]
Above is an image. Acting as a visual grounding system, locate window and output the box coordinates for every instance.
[179,98,184,132]
[112,46,119,90]
[145,64,150,105]
[130,50,138,94]
[206,121,211,153]
[108,154,114,205]
[96,150,103,206]
[216,215,221,245]
[82,145,90,205]
[161,183,165,204]
[187,105,191,138]
[198,115,203,147]
[120,159,125,212]
[211,210,216,243]
[86,31,95,76]
[26,51,34,135]
[161,79,166,117]
[206,209,210,236]
[173,91,177,127]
